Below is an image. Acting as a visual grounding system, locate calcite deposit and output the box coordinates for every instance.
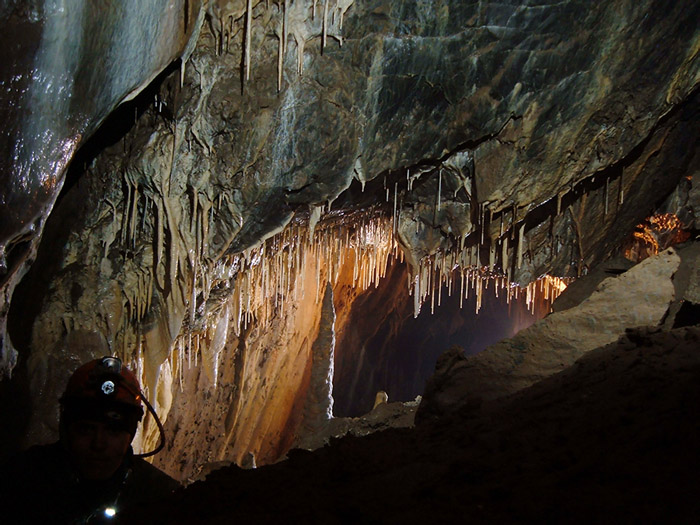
[1,0,698,486]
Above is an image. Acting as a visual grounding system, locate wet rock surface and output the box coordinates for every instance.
[1,0,203,374]
[4,0,700,371]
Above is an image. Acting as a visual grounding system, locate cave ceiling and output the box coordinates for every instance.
[0,0,698,475]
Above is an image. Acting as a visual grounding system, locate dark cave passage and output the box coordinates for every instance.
[332,261,547,417]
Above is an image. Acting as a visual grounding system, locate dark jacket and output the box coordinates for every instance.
[0,441,180,524]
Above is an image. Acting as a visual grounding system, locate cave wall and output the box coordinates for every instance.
[1,0,699,478]
[1,0,205,375]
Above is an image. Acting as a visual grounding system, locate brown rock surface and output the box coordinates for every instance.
[2,0,699,487]
[123,325,700,523]
[417,247,681,420]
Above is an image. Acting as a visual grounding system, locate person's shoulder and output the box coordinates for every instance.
[0,442,72,518]
[130,457,181,494]
[2,441,64,478]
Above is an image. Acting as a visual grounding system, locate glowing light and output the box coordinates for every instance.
[104,507,117,518]
[624,213,689,262]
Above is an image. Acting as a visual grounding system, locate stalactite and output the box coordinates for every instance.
[140,193,571,408]
[121,175,131,245]
[277,21,283,91]
[283,0,288,53]
[437,263,443,307]
[393,182,398,233]
[322,0,329,51]
[517,223,525,269]
[244,0,253,81]
[604,176,609,215]
[557,192,562,216]
[155,200,165,288]
[618,172,624,206]
[476,274,483,313]
[130,183,139,248]
[188,267,197,368]
[479,202,486,245]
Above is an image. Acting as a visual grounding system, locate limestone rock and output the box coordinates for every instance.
[295,283,336,451]
[417,247,681,421]
[0,0,204,375]
[122,326,700,522]
[550,256,634,313]
[327,397,420,439]
[2,0,700,481]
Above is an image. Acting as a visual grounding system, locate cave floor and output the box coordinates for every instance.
[128,326,700,524]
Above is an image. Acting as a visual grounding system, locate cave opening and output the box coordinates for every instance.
[332,258,549,417]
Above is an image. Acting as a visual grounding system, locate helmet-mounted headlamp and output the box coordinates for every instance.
[93,357,125,398]
[61,356,166,458]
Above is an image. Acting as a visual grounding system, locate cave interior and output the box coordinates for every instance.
[1,0,699,521]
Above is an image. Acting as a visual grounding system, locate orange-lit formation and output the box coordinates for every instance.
[189,206,570,345]
[122,205,570,458]
[625,213,690,261]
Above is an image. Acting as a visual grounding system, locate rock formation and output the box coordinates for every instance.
[1,0,698,487]
[417,244,694,421]
[124,320,700,523]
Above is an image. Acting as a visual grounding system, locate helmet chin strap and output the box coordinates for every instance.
[133,391,167,458]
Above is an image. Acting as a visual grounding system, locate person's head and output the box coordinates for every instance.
[59,356,144,480]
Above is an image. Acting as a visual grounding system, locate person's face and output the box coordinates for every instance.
[65,419,132,480]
